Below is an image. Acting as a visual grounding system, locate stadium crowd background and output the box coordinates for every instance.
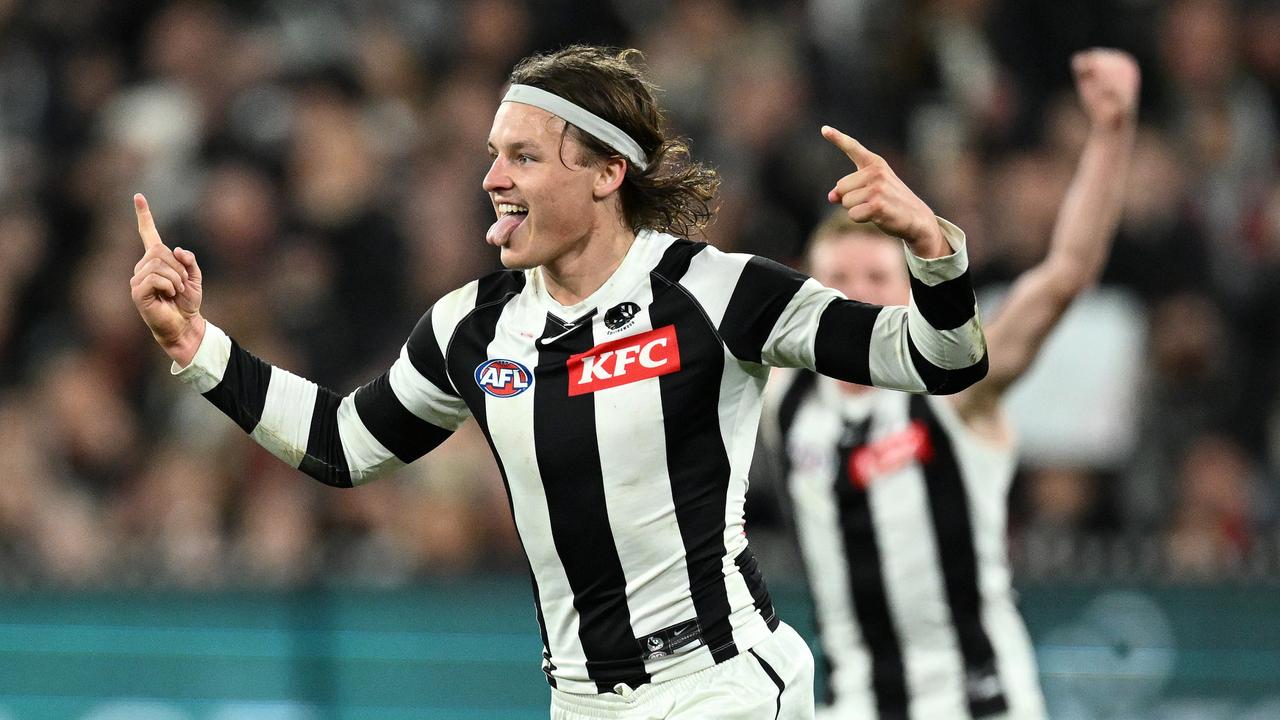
[0,0,1278,590]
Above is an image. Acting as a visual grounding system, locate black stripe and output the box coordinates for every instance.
[720,256,809,364]
[835,417,909,720]
[909,271,977,330]
[650,272,738,664]
[476,269,527,305]
[906,338,989,395]
[528,563,558,688]
[405,306,459,397]
[749,648,786,720]
[777,370,818,443]
[533,314,648,693]
[203,341,272,434]
[444,280,556,686]
[297,388,352,488]
[733,547,780,631]
[353,372,452,462]
[650,238,708,283]
[911,395,1008,717]
[812,299,882,384]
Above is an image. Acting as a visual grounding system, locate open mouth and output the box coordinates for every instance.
[486,203,529,247]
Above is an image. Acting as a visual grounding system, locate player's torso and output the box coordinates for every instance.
[438,232,775,690]
[782,377,1039,718]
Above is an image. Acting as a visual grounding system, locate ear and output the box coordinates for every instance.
[592,156,628,200]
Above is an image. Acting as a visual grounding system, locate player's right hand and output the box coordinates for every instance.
[1072,48,1140,131]
[129,193,205,365]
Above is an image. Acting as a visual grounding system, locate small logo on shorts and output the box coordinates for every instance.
[474,359,533,397]
[604,301,641,332]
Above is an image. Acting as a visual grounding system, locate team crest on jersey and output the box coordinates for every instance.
[474,358,533,398]
[604,301,641,332]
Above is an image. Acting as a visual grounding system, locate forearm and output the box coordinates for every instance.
[171,322,450,486]
[811,218,988,394]
[1046,118,1136,285]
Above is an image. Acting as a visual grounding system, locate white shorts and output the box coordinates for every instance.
[550,622,816,720]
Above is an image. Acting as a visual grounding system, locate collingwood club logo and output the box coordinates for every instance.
[604,301,641,332]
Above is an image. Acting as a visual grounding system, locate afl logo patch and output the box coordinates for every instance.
[474,359,533,398]
[604,301,641,331]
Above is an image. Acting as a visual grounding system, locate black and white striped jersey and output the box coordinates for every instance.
[173,220,987,694]
[767,374,1046,719]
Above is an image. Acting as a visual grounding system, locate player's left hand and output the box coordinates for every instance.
[1072,48,1140,131]
[822,125,948,258]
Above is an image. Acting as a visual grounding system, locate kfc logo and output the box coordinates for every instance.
[848,420,933,488]
[567,325,681,396]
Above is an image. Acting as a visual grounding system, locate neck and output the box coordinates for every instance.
[542,221,636,306]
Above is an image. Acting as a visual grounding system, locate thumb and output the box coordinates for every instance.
[173,246,202,283]
[821,125,877,167]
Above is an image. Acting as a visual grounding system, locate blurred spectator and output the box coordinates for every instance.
[0,0,1277,588]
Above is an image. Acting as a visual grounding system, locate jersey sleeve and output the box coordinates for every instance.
[171,287,475,487]
[711,217,987,394]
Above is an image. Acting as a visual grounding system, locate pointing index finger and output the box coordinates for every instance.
[134,193,164,250]
[821,125,877,167]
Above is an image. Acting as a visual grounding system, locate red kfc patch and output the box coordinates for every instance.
[567,325,681,396]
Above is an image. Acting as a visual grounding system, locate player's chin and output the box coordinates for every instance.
[498,245,537,270]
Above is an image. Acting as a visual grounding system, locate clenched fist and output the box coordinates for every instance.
[821,126,949,258]
[1072,48,1140,130]
[129,194,206,367]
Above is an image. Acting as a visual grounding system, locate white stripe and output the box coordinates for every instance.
[503,84,649,170]
[760,279,841,369]
[590,283,693,653]
[335,394,403,484]
[677,245,749,329]
[785,398,876,717]
[902,216,969,286]
[906,303,986,369]
[249,368,318,467]
[431,280,480,394]
[863,400,967,715]
[867,307,928,392]
[483,290,592,686]
[388,348,470,430]
[171,321,233,394]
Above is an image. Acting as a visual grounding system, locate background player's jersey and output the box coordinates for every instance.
[772,373,1046,719]
[171,223,986,694]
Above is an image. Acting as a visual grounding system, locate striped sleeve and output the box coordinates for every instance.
[171,291,474,487]
[713,217,987,394]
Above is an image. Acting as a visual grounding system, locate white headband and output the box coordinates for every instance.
[502,84,649,171]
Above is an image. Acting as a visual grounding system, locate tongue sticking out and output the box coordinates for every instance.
[486,213,526,247]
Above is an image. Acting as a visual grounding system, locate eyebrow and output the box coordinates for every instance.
[487,139,537,154]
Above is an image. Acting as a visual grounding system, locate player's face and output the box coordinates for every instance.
[809,232,911,307]
[483,102,607,270]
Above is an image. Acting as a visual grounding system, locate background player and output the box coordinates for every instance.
[130,45,990,719]
[765,49,1140,719]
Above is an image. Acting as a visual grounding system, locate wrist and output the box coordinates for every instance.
[160,315,206,368]
[904,219,949,259]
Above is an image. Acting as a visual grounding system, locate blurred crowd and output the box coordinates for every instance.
[0,0,1278,589]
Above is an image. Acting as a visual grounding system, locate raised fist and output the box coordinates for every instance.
[1072,48,1141,130]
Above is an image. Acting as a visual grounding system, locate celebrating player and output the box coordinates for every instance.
[130,46,989,719]
[765,49,1139,719]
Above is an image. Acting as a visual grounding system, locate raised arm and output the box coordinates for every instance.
[955,49,1140,417]
[710,129,987,395]
[129,195,470,486]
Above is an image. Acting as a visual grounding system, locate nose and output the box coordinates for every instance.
[483,157,511,193]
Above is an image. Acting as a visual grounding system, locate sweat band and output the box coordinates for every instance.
[503,84,650,171]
